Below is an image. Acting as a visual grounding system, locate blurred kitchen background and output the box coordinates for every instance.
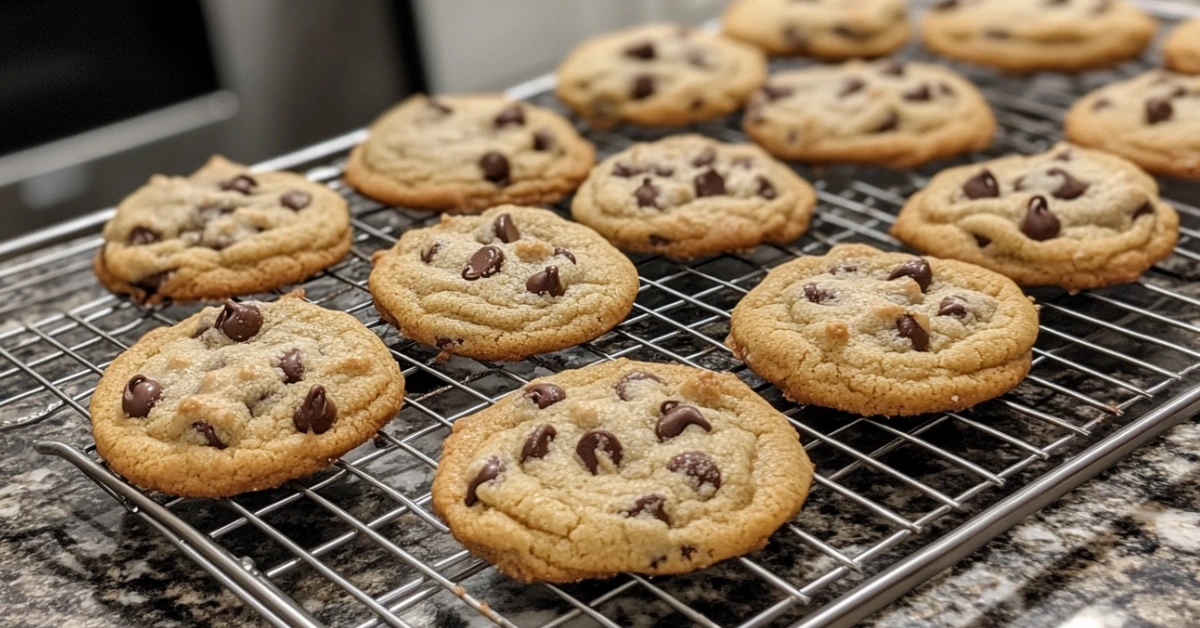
[1,0,724,240]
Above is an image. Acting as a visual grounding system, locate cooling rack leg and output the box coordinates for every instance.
[35,441,324,628]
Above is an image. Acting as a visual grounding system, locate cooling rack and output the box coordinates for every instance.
[4,4,1200,627]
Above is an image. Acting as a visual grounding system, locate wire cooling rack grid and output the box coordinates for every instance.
[5,7,1200,628]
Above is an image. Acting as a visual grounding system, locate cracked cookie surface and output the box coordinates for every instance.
[722,0,911,59]
[344,94,595,210]
[743,59,994,167]
[555,23,767,128]
[1165,18,1200,75]
[431,358,813,582]
[893,143,1179,291]
[1065,70,1200,179]
[94,156,351,304]
[89,292,406,497]
[369,206,639,361]
[727,244,1038,417]
[570,134,816,258]
[921,0,1155,73]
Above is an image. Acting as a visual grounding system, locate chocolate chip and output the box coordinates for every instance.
[649,235,671,246]
[624,494,670,524]
[520,424,557,463]
[888,258,933,292]
[494,104,525,128]
[681,545,698,560]
[1133,202,1155,219]
[938,296,969,317]
[428,98,453,114]
[122,374,162,418]
[1046,167,1089,200]
[533,130,554,151]
[465,456,504,506]
[435,336,463,350]
[804,283,833,304]
[613,162,644,178]
[973,234,992,247]
[656,404,712,442]
[635,178,660,208]
[691,147,717,167]
[462,246,504,280]
[480,152,510,185]
[280,191,311,210]
[879,60,906,76]
[828,262,857,275]
[128,227,160,246]
[833,24,868,40]
[896,314,929,351]
[493,213,520,243]
[279,348,304,384]
[631,75,655,100]
[192,420,227,449]
[526,266,565,297]
[215,300,263,342]
[962,169,1000,199]
[554,246,577,264]
[1054,150,1073,161]
[524,382,566,409]
[694,169,725,197]
[220,175,257,195]
[938,82,956,97]
[874,109,899,133]
[293,385,337,434]
[903,84,931,102]
[933,0,958,9]
[134,270,173,295]
[733,157,754,168]
[1021,195,1061,241]
[651,164,675,177]
[783,25,808,51]
[1146,97,1173,125]
[615,371,662,401]
[576,429,623,474]
[624,41,655,60]
[761,84,794,101]
[756,176,777,200]
[192,322,210,338]
[838,77,866,98]
[1092,98,1113,111]
[984,28,1010,39]
[660,400,679,414]
[667,451,721,491]
[421,242,441,264]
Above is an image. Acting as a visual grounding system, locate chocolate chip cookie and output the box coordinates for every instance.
[722,0,911,59]
[728,244,1038,417]
[570,135,815,258]
[892,144,1180,292]
[1165,18,1200,75]
[369,206,639,361]
[431,358,813,582]
[743,59,994,167]
[94,156,351,305]
[1064,70,1200,179]
[555,23,767,128]
[921,0,1156,73]
[89,291,406,497]
[344,94,595,210]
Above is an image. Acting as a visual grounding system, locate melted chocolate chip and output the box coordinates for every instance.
[192,420,227,449]
[1021,196,1061,241]
[1146,97,1173,125]
[615,371,661,401]
[480,152,510,185]
[134,270,173,295]
[656,404,712,442]
[938,296,969,317]
[493,213,520,243]
[635,178,660,208]
[903,84,931,102]
[888,258,933,292]
[1133,202,1155,220]
[756,176,777,200]
[524,382,566,409]
[838,77,866,98]
[1046,167,1089,200]
[783,25,808,51]
[694,169,725,197]
[681,545,698,560]
[649,235,671,246]
[280,191,311,210]
[279,348,304,384]
[293,385,337,434]
[973,234,992,247]
[624,41,655,60]
[667,451,721,491]
[691,147,717,167]
[462,246,504,280]
[520,424,557,463]
[465,456,505,506]
[624,494,670,525]
[122,374,162,418]
[761,84,794,101]
[220,175,257,195]
[526,266,565,297]
[875,109,899,133]
[421,242,441,264]
[879,60,906,76]
[533,130,554,151]
[215,300,263,342]
[613,162,644,178]
[128,227,160,246]
[828,262,857,275]
[896,314,929,351]
[576,429,623,474]
[804,283,832,304]
[554,246,577,264]
[631,75,656,100]
[494,104,525,128]
[962,170,1000,199]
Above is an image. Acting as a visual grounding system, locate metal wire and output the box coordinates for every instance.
[3,6,1200,627]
